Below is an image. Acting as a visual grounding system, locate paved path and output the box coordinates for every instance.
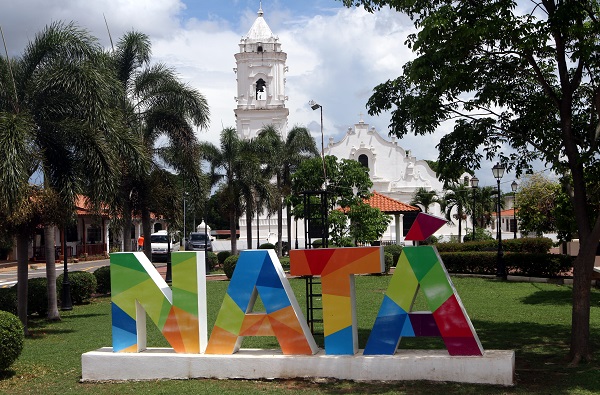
[0,258,228,288]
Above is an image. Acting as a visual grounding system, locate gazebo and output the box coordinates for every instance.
[362,191,421,244]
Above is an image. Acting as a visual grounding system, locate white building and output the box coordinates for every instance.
[234,5,288,140]
[325,118,472,241]
[235,6,472,248]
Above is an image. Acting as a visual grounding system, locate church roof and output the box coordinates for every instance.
[246,4,274,41]
[367,191,421,214]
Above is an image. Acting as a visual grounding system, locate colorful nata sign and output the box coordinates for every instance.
[110,213,483,357]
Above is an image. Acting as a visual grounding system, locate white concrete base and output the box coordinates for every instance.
[82,348,515,386]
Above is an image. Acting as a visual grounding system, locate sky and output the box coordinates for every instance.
[0,0,523,189]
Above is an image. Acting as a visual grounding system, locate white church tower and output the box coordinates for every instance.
[234,4,289,140]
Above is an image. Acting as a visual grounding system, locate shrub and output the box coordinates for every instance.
[439,251,574,277]
[383,244,403,267]
[312,239,323,248]
[57,271,97,304]
[258,243,276,250]
[94,266,111,295]
[206,252,218,272]
[439,252,497,275]
[383,252,393,275]
[333,237,354,247]
[217,250,232,265]
[421,235,438,245]
[435,237,553,254]
[17,277,48,316]
[505,253,574,277]
[0,288,17,315]
[279,256,290,270]
[223,255,239,279]
[462,227,495,242]
[0,311,24,371]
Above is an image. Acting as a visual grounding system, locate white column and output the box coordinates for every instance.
[105,221,110,255]
[400,214,404,244]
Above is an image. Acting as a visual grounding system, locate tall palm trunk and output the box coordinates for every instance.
[457,205,462,243]
[230,207,238,255]
[245,204,253,250]
[286,201,293,253]
[123,199,133,252]
[16,234,29,335]
[44,225,60,320]
[276,174,283,257]
[142,207,153,260]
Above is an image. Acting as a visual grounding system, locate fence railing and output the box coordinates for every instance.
[76,244,107,257]
[32,246,74,261]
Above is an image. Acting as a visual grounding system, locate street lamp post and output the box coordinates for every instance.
[165,229,172,284]
[61,227,72,311]
[470,176,479,241]
[183,192,187,245]
[511,181,518,239]
[309,100,327,183]
[492,163,506,280]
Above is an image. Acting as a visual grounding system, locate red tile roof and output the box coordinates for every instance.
[493,208,518,217]
[340,191,420,213]
[367,192,420,213]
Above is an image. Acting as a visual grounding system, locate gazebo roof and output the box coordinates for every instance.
[366,191,420,214]
[340,191,420,214]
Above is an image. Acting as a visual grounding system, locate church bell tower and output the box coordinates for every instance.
[234,4,289,140]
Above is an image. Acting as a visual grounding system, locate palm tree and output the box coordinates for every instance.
[200,127,255,255]
[474,186,501,229]
[109,31,210,257]
[441,183,471,242]
[0,22,134,328]
[256,125,318,256]
[410,187,440,214]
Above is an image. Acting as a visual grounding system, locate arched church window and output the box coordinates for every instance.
[256,78,266,100]
[358,154,369,169]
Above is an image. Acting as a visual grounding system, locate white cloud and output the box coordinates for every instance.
[0,1,448,168]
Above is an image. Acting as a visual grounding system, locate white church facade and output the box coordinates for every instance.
[234,6,471,249]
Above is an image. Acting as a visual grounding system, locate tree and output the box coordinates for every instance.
[109,31,209,259]
[516,174,560,237]
[341,0,600,363]
[0,22,132,329]
[256,125,318,256]
[409,187,439,214]
[292,156,373,211]
[474,186,501,230]
[200,127,255,255]
[440,183,471,242]
[347,202,391,245]
[291,155,375,246]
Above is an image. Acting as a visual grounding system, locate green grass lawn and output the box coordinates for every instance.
[1,276,599,394]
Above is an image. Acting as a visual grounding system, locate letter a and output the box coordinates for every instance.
[206,250,317,355]
[364,246,483,356]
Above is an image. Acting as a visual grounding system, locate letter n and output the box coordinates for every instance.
[110,251,207,353]
[364,246,483,356]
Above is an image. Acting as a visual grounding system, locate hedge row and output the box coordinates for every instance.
[435,237,553,254]
[1,271,99,316]
[439,251,574,277]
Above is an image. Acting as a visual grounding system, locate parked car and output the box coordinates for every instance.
[185,232,213,252]
[150,230,179,261]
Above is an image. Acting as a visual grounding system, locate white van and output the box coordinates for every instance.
[150,230,179,261]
